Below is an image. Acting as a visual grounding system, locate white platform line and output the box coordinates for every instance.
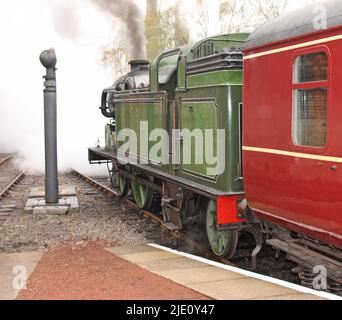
[148,243,341,301]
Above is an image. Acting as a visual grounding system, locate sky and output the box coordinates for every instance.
[0,0,317,174]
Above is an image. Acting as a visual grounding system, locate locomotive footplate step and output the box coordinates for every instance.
[106,244,339,300]
[163,222,180,232]
[24,185,79,215]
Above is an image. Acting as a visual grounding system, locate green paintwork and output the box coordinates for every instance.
[187,33,249,61]
[150,48,180,92]
[116,94,167,167]
[105,124,116,151]
[176,84,244,193]
[206,200,229,256]
[163,206,172,221]
[107,33,248,196]
[180,100,218,180]
[111,170,129,197]
[131,180,153,209]
[187,70,243,88]
[177,55,187,90]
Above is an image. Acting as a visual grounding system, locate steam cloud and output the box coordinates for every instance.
[51,0,82,42]
[0,0,115,175]
[91,0,147,59]
[0,0,147,175]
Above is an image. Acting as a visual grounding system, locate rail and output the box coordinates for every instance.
[0,172,25,200]
[0,154,14,166]
[71,169,236,267]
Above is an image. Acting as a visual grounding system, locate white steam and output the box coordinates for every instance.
[0,0,145,175]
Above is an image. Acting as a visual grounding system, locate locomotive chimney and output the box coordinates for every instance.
[39,48,59,204]
[129,60,149,73]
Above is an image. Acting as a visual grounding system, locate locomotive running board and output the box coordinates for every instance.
[88,147,243,199]
[267,238,342,285]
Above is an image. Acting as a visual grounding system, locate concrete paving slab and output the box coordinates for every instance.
[256,293,325,300]
[106,245,160,256]
[25,194,79,215]
[118,251,178,264]
[188,278,299,300]
[156,266,246,285]
[107,245,329,300]
[33,206,69,215]
[0,252,42,300]
[29,186,77,198]
[139,257,209,272]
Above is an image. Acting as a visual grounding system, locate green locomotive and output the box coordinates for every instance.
[89,33,250,259]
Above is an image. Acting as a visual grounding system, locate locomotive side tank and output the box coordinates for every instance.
[243,0,342,250]
[90,34,250,259]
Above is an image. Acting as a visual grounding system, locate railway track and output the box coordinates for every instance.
[0,172,26,201]
[0,154,25,220]
[71,169,236,267]
[0,153,14,166]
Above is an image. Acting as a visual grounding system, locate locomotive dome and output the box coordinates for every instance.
[245,0,342,50]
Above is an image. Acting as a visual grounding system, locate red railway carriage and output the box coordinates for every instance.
[243,0,342,249]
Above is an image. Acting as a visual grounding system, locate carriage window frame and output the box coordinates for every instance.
[292,49,330,149]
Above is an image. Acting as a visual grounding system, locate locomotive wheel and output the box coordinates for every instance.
[206,200,239,259]
[110,171,129,197]
[131,181,153,210]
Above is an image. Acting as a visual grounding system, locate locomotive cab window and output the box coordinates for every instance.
[158,53,179,84]
[292,52,328,148]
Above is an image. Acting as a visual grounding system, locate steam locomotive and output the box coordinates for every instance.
[89,0,342,292]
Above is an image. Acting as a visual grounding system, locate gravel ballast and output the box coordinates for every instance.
[0,173,147,253]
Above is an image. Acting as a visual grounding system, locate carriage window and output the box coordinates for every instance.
[158,54,179,84]
[294,52,328,83]
[293,52,328,148]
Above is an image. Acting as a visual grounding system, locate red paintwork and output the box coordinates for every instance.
[243,27,342,249]
[217,196,246,225]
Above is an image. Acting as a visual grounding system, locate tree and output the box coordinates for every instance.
[102,0,190,77]
[218,0,289,35]
[194,0,210,38]
[145,0,160,61]
[174,0,190,47]
[218,0,254,34]
[102,46,130,77]
[145,0,190,62]
[256,0,289,21]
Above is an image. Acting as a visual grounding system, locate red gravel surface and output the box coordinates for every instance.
[17,242,210,300]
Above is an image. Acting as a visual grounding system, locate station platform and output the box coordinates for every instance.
[108,244,335,301]
[0,243,340,300]
[0,251,43,300]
